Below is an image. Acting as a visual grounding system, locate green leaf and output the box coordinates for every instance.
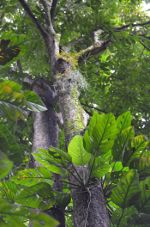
[128,135,149,165]
[135,177,150,213]
[84,112,117,156]
[15,183,54,209]
[68,135,91,166]
[12,167,52,187]
[117,111,132,131]
[0,181,18,202]
[33,149,62,174]
[0,152,13,179]
[91,156,110,178]
[113,126,134,162]
[0,198,29,226]
[111,206,138,227]
[111,170,140,208]
[113,112,134,161]
[49,146,72,163]
[139,150,150,173]
[111,161,123,172]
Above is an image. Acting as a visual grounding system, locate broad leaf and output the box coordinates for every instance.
[33,149,63,174]
[111,170,140,208]
[84,112,117,156]
[91,156,110,178]
[113,126,134,162]
[12,167,52,187]
[111,206,138,227]
[134,177,150,213]
[0,152,13,179]
[15,182,54,209]
[68,135,91,166]
[113,112,134,161]
[128,135,149,165]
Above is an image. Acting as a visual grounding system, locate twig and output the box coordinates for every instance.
[114,19,150,32]
[81,102,107,113]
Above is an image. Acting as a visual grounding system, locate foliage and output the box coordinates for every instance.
[0,0,150,226]
[1,111,149,226]
[0,80,47,120]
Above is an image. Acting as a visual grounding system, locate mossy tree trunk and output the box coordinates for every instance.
[55,62,109,227]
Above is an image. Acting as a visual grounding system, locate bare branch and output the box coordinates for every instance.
[78,40,111,63]
[114,19,150,32]
[51,0,58,21]
[18,0,47,39]
[39,0,55,34]
[81,103,107,113]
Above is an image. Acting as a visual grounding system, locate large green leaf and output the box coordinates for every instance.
[49,146,72,164]
[91,156,110,178]
[33,149,63,174]
[113,112,134,161]
[139,150,150,173]
[135,177,150,213]
[84,112,117,156]
[111,206,138,227]
[117,111,132,131]
[111,170,140,208]
[0,198,29,226]
[128,135,149,165]
[68,135,91,166]
[113,126,134,162]
[0,181,18,202]
[0,152,13,179]
[15,182,54,209]
[12,167,52,187]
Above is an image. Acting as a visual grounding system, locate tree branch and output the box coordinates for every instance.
[39,0,55,34]
[78,19,150,62]
[78,39,111,63]
[81,102,107,113]
[140,41,150,51]
[18,0,47,39]
[50,0,58,21]
[114,19,150,32]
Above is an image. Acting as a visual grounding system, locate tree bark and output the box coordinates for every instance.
[55,63,110,227]
[31,79,65,227]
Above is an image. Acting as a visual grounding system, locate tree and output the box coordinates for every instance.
[0,0,150,227]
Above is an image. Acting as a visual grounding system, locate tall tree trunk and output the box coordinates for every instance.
[55,64,110,227]
[31,79,65,227]
[18,1,110,226]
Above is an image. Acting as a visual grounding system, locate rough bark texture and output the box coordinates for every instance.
[55,67,88,143]
[70,168,109,227]
[55,62,110,227]
[31,79,65,227]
